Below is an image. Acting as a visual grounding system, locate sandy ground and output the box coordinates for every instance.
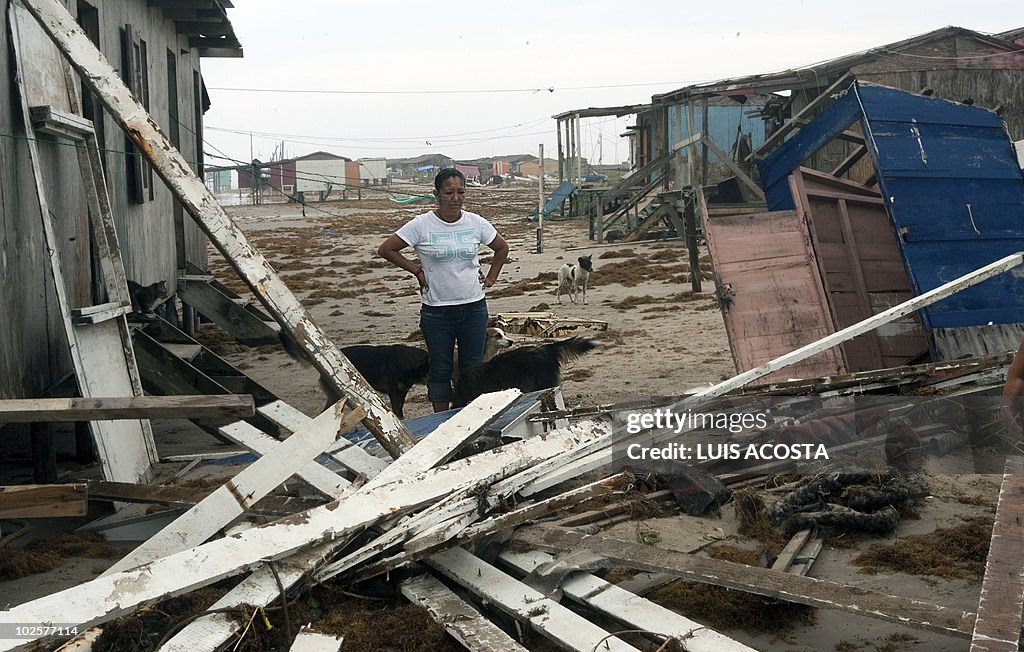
[0,183,1005,651]
[202,181,736,421]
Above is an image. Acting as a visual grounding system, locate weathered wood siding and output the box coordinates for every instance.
[0,0,212,397]
[703,209,847,383]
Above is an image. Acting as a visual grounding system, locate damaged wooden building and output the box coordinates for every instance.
[2,5,1024,651]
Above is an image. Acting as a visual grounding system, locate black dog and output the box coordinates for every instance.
[319,345,429,419]
[452,337,596,408]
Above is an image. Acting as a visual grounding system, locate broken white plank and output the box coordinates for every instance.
[288,626,343,652]
[158,391,521,652]
[158,540,346,652]
[427,547,641,652]
[217,421,352,497]
[311,421,610,585]
[256,399,387,478]
[0,395,254,422]
[498,548,755,652]
[103,405,365,575]
[348,474,625,583]
[400,573,529,652]
[0,423,605,651]
[351,389,521,496]
[970,455,1024,652]
[20,0,415,459]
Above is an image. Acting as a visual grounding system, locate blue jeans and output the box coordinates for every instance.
[420,298,488,403]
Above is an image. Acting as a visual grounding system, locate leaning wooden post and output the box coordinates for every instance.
[21,0,415,457]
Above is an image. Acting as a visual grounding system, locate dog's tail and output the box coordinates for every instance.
[545,336,597,364]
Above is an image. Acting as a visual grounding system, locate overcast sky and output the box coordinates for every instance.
[199,0,1019,167]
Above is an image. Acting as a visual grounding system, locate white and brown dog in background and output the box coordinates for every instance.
[556,254,593,305]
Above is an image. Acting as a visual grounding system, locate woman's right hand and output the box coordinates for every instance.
[414,268,429,291]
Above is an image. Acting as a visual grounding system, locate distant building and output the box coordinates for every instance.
[358,157,389,185]
[455,164,480,182]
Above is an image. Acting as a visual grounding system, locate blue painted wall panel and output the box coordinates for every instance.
[755,81,1024,335]
[758,89,863,211]
[857,83,1024,329]
[667,103,766,159]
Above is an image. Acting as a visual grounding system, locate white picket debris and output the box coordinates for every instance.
[216,421,351,497]
[156,392,522,651]
[400,573,529,652]
[498,548,756,652]
[256,399,387,477]
[427,547,642,652]
[104,405,365,574]
[288,626,343,652]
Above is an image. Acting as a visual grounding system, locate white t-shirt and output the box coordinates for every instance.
[396,210,498,306]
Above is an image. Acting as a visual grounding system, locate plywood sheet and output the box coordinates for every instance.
[704,208,845,383]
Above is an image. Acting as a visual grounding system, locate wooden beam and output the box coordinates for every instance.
[514,526,976,639]
[970,455,1024,651]
[498,548,755,652]
[700,135,765,200]
[670,131,702,153]
[400,573,529,652]
[20,0,415,459]
[103,405,365,574]
[427,547,642,652]
[750,73,853,160]
[86,480,324,517]
[830,145,868,177]
[0,484,87,518]
[0,395,254,422]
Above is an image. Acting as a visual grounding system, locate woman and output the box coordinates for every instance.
[378,168,509,412]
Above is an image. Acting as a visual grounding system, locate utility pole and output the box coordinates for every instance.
[536,144,544,253]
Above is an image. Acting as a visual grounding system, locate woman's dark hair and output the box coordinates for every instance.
[434,168,466,191]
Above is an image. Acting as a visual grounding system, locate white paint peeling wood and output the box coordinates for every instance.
[0,418,606,650]
[287,626,343,652]
[344,474,626,583]
[349,390,521,497]
[255,400,387,478]
[427,547,641,652]
[401,573,530,652]
[215,421,351,497]
[313,421,613,583]
[157,391,521,651]
[498,548,755,652]
[19,0,415,459]
[102,405,365,575]
[0,424,599,651]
